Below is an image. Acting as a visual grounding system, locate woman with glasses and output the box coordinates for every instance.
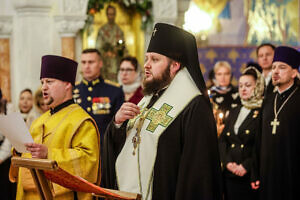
[118,56,143,104]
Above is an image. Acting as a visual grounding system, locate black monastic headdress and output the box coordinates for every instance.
[147,23,209,104]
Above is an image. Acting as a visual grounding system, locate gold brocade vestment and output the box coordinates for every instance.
[16,104,100,200]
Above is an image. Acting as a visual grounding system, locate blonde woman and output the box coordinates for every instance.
[210,61,240,119]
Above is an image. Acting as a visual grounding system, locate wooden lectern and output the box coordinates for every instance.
[11,157,141,200]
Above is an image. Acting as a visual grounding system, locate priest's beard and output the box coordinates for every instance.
[142,64,172,95]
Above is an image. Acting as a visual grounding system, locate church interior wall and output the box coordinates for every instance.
[208,0,246,45]
[0,0,299,106]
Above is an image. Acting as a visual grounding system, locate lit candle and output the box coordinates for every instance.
[207,89,212,99]
[218,112,224,124]
[118,39,123,44]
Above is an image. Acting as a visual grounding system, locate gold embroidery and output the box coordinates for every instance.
[146,103,173,132]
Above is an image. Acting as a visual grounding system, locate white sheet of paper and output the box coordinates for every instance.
[0,112,34,153]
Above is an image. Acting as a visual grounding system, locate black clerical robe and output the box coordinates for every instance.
[257,82,300,200]
[102,95,223,200]
[264,81,275,97]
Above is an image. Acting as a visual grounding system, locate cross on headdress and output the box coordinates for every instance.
[152,28,157,37]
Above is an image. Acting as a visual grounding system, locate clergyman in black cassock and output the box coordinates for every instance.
[252,46,300,200]
[102,23,223,200]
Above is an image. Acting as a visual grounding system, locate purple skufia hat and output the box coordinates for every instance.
[40,55,78,85]
[273,46,300,70]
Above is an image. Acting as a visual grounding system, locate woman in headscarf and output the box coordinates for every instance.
[18,88,39,128]
[219,66,264,200]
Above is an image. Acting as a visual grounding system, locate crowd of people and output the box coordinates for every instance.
[0,22,299,200]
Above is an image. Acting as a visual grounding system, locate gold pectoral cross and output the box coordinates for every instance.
[132,109,148,155]
[132,132,141,156]
[271,118,280,134]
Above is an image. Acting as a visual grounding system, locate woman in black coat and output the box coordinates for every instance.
[219,66,264,200]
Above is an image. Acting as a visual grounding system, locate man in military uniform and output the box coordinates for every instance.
[73,49,124,148]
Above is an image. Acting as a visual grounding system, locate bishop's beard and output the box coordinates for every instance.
[142,64,172,96]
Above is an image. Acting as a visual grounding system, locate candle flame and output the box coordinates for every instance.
[218,112,224,119]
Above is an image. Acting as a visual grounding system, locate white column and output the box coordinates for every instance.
[53,0,88,80]
[0,16,12,38]
[11,0,53,104]
[53,0,87,38]
[176,0,190,27]
[54,15,86,60]
[54,15,86,38]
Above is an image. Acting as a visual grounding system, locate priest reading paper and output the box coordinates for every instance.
[102,23,223,199]
[251,46,300,200]
[11,55,100,200]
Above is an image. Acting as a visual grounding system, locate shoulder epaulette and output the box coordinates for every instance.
[75,81,80,86]
[104,79,121,87]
